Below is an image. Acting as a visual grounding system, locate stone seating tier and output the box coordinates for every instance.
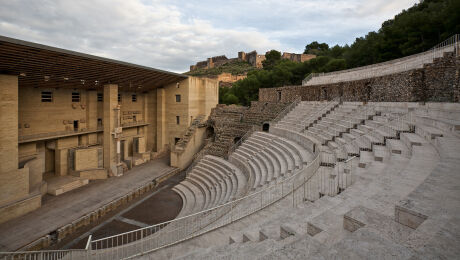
[156,102,460,260]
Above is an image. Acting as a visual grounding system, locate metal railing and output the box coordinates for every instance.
[225,125,258,159]
[0,249,90,260]
[271,95,301,125]
[338,109,414,158]
[87,148,323,259]
[302,34,459,86]
[226,96,301,159]
[299,98,340,130]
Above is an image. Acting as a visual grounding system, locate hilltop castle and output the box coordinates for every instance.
[189,50,316,71]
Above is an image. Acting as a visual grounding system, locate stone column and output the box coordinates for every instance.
[103,84,118,174]
[156,87,166,152]
[0,75,41,223]
[0,74,18,174]
[146,90,157,152]
[86,90,98,130]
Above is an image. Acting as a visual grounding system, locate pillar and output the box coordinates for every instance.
[103,84,118,174]
[0,75,41,222]
[86,90,98,130]
[146,90,157,152]
[0,75,18,174]
[156,87,166,152]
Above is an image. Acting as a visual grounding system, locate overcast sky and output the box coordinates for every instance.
[0,0,418,73]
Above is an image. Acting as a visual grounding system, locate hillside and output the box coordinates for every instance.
[185,60,257,77]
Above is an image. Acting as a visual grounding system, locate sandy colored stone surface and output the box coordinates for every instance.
[0,157,174,251]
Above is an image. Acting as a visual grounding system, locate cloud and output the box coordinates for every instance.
[0,0,417,72]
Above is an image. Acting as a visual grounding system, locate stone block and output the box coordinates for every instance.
[307,222,323,236]
[395,205,428,229]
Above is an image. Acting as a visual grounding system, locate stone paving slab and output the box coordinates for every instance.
[0,157,175,251]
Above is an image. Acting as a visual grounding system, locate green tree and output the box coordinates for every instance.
[262,50,282,70]
[221,93,239,105]
[304,41,329,55]
[218,0,460,105]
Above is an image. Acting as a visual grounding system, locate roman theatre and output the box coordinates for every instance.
[0,35,459,259]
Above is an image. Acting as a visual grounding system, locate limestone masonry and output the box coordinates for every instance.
[0,36,218,225]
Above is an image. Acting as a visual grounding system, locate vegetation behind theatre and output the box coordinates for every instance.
[220,0,460,106]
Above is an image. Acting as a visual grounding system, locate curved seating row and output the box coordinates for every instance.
[230,131,313,191]
[172,128,315,218]
[146,101,460,260]
[172,155,246,217]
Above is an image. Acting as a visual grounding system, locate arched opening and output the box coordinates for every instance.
[206,126,215,139]
[233,136,241,144]
[277,91,282,102]
[262,123,270,132]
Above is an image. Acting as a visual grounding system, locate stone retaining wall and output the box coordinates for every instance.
[259,53,460,103]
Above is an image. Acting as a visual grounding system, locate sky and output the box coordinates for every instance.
[0,0,418,73]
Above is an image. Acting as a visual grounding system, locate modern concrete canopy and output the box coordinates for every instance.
[0,35,187,91]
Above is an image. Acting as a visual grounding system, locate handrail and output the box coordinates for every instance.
[88,146,323,259]
[339,108,414,157]
[225,125,258,159]
[299,97,340,129]
[271,95,301,125]
[303,34,459,86]
[85,235,92,250]
[226,96,301,159]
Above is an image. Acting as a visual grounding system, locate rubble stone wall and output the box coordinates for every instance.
[259,53,460,103]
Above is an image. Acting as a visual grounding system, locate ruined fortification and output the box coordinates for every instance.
[190,50,316,71]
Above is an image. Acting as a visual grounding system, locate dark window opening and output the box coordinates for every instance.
[73,120,79,131]
[313,144,316,153]
[72,92,80,102]
[206,126,215,138]
[233,136,241,144]
[277,91,282,102]
[118,94,122,102]
[176,116,180,125]
[133,115,137,122]
[322,88,328,100]
[262,123,270,132]
[41,91,53,102]
[174,137,180,144]
[132,94,137,102]
[175,94,181,102]
[97,118,102,127]
[97,93,103,102]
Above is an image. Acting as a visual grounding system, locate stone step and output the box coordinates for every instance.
[344,205,414,244]
[400,133,426,148]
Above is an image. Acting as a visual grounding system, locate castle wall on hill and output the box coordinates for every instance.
[282,52,316,63]
[190,55,230,71]
[259,53,460,103]
[192,51,316,71]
